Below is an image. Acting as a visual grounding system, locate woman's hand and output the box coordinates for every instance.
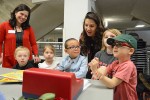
[0,53,3,64]
[33,55,41,63]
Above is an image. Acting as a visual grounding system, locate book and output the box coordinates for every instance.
[0,70,24,82]
[0,77,21,82]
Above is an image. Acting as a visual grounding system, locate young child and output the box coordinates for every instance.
[89,34,138,100]
[56,38,88,78]
[13,46,39,70]
[38,45,59,69]
[94,29,121,66]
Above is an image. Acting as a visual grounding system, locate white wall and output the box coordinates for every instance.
[39,30,63,42]
[63,0,96,56]
[63,0,89,41]
[30,0,64,40]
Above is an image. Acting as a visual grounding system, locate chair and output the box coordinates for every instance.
[143,92,150,100]
[139,73,150,100]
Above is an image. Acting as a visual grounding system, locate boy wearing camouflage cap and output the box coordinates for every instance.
[89,34,138,100]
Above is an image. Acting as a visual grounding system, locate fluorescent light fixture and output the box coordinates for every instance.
[135,25,145,28]
[104,20,108,28]
[55,27,62,30]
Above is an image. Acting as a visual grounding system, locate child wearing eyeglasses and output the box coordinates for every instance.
[38,45,59,69]
[56,38,88,78]
[89,34,138,100]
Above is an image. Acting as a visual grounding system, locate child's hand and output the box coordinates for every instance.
[91,73,99,80]
[96,66,107,79]
[88,57,99,74]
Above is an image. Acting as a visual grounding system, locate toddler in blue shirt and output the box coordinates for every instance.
[56,38,88,78]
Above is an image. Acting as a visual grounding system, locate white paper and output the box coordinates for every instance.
[83,79,91,91]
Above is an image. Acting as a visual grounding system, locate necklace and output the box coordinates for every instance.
[15,26,22,32]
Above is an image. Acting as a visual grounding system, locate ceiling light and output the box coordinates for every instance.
[135,25,145,28]
[104,18,115,22]
[55,27,62,30]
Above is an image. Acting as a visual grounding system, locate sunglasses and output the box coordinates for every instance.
[113,41,131,48]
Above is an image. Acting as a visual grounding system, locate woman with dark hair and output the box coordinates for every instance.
[79,12,105,79]
[0,4,40,68]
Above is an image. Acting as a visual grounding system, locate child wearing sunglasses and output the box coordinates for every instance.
[89,34,138,100]
[56,38,88,78]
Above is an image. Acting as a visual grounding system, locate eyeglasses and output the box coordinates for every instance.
[66,46,81,50]
[113,41,131,48]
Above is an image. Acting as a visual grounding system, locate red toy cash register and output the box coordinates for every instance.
[22,68,83,100]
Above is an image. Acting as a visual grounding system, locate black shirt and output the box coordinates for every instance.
[13,60,38,70]
[15,31,23,47]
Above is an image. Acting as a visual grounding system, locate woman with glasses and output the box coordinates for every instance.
[79,12,105,79]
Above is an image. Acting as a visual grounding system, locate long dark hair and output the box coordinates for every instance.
[9,4,31,30]
[80,12,105,56]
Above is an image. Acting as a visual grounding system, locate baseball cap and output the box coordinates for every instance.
[107,34,137,49]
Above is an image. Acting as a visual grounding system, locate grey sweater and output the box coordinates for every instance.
[95,50,117,66]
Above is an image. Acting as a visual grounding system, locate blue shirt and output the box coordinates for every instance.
[56,55,88,78]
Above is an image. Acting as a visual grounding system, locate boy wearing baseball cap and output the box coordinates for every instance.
[89,34,138,100]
